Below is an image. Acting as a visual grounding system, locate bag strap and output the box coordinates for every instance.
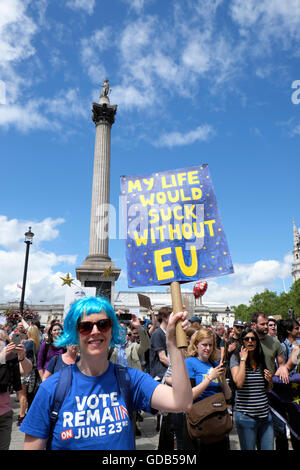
[46,365,73,450]
[108,346,114,360]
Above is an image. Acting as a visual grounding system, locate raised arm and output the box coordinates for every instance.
[230,347,248,389]
[150,311,193,413]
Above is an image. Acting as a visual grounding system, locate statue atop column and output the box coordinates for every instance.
[99,78,110,104]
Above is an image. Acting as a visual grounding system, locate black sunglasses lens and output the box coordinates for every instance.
[97,319,112,332]
[78,319,112,335]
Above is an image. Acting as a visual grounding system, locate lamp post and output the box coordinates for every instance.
[19,227,34,315]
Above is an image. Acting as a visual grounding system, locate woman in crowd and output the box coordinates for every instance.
[20,296,193,450]
[277,319,300,374]
[43,345,79,380]
[183,327,232,450]
[16,325,41,425]
[230,328,274,450]
[36,321,64,380]
[0,339,32,450]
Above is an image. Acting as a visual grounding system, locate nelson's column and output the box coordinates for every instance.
[76,78,121,303]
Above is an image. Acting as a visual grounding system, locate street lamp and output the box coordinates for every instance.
[19,227,34,315]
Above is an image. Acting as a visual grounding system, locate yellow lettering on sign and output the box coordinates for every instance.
[140,193,155,207]
[149,208,159,224]
[142,178,154,191]
[175,246,198,276]
[128,180,142,193]
[154,247,174,281]
[133,230,148,246]
[173,206,183,220]
[187,171,200,185]
[204,219,216,236]
[191,187,202,200]
[161,174,177,188]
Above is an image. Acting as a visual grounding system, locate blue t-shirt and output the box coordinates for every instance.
[20,362,159,450]
[46,354,80,374]
[185,357,222,401]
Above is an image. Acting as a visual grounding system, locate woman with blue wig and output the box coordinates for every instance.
[20,296,193,450]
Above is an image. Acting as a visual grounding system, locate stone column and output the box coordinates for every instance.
[76,80,121,303]
[89,101,116,258]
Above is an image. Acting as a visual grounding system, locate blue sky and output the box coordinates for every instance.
[0,0,300,307]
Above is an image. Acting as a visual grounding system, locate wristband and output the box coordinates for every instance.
[19,356,25,362]
[240,358,246,362]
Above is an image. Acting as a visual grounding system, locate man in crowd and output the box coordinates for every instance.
[226,319,244,359]
[188,316,202,330]
[268,317,277,338]
[109,314,150,371]
[251,312,289,381]
[149,306,172,437]
[215,322,225,349]
[149,307,172,382]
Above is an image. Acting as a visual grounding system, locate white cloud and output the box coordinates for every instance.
[0,215,77,304]
[66,0,96,15]
[110,84,153,110]
[0,102,51,132]
[80,28,111,84]
[156,124,215,148]
[290,124,300,137]
[201,255,293,306]
[0,88,87,132]
[122,0,146,13]
[0,216,66,250]
[0,0,37,104]
[230,0,300,47]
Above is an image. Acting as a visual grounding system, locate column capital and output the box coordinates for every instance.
[92,102,117,126]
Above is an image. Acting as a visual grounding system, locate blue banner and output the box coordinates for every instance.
[120,165,233,288]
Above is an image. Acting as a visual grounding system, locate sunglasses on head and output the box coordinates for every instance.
[77,318,112,336]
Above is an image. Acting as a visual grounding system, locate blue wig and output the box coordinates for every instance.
[54,296,126,348]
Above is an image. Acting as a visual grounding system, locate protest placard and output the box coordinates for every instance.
[120,164,233,346]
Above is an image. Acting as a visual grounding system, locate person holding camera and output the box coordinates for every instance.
[0,336,32,450]
[183,327,232,450]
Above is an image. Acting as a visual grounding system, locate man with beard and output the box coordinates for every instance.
[251,312,288,381]
[251,312,290,450]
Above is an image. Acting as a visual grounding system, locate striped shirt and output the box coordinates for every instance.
[230,354,270,419]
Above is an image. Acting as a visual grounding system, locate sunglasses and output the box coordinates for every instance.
[243,336,256,342]
[77,318,112,336]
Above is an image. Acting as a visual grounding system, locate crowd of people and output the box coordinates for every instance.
[0,298,299,451]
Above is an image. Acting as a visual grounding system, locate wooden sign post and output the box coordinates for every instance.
[171,281,188,348]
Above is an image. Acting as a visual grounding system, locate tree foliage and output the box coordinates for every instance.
[232,280,300,322]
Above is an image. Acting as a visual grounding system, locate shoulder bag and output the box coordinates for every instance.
[186,391,233,444]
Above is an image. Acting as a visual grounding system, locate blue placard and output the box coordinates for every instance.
[120,165,234,288]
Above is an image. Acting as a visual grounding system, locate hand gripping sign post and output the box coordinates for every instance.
[120,164,234,348]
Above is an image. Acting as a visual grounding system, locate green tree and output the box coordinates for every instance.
[276,291,292,319]
[289,279,300,316]
[248,289,279,317]
[233,304,250,322]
